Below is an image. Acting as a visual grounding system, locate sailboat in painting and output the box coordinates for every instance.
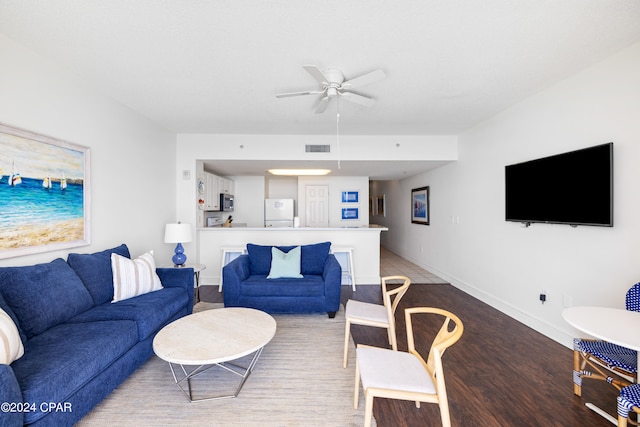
[60,172,67,191]
[42,173,52,190]
[9,161,22,186]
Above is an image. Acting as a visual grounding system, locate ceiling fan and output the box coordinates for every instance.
[276,65,386,113]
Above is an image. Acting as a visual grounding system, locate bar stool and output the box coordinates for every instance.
[330,247,356,291]
[219,247,246,291]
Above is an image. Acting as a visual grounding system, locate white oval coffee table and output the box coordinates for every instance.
[153,307,277,402]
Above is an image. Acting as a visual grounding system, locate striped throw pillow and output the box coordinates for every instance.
[111,251,163,303]
[0,307,24,364]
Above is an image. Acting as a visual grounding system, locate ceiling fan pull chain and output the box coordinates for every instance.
[336,98,341,170]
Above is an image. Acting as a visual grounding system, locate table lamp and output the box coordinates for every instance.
[164,223,193,267]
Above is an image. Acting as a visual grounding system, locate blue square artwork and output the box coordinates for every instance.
[341,191,359,203]
[341,207,359,220]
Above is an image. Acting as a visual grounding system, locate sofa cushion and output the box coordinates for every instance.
[111,251,163,302]
[246,243,275,275]
[0,291,26,345]
[0,307,24,364]
[67,244,131,305]
[241,274,325,297]
[247,242,331,275]
[11,320,138,425]
[0,258,94,338]
[68,287,188,341]
[267,246,303,279]
[299,241,331,275]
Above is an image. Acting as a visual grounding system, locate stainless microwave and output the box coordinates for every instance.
[220,193,234,212]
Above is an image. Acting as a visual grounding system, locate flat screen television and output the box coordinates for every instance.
[505,142,613,227]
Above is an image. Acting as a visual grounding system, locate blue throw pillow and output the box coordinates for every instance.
[246,243,273,275]
[68,244,130,305]
[0,258,94,338]
[267,246,303,279]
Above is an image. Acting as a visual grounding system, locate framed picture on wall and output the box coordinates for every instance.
[411,186,429,225]
[341,207,359,220]
[341,190,359,203]
[376,194,385,217]
[0,122,91,259]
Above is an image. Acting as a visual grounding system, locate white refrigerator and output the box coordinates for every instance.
[265,199,294,227]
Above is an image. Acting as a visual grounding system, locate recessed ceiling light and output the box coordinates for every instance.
[268,169,331,176]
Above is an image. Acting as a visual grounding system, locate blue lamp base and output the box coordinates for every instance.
[172,243,187,267]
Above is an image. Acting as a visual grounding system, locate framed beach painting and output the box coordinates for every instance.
[0,123,90,259]
[411,186,429,225]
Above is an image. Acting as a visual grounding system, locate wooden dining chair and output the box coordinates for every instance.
[354,307,464,427]
[343,275,411,368]
[572,282,639,397]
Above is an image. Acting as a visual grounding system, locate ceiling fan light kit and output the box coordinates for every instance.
[276,65,385,113]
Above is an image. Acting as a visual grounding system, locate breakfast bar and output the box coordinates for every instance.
[196,225,388,287]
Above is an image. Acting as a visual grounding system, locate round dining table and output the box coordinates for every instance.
[562,306,640,424]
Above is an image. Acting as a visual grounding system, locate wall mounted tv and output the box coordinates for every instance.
[505,142,613,227]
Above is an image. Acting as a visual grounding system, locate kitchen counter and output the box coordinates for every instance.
[196,225,388,286]
[198,224,388,231]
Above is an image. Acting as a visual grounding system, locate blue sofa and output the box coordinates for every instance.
[222,242,342,318]
[0,244,194,427]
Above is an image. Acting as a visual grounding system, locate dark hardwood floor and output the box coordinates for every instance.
[341,284,617,427]
[202,284,618,426]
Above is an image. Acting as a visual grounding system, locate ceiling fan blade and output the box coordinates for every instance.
[276,90,323,98]
[314,96,331,113]
[303,65,328,84]
[340,91,376,107]
[341,69,386,90]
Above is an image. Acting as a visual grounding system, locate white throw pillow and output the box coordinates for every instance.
[0,307,24,364]
[111,251,163,303]
[267,246,303,279]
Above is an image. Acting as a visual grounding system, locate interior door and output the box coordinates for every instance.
[306,185,329,227]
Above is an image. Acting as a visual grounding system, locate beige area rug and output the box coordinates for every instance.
[77,303,375,426]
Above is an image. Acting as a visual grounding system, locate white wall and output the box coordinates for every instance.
[378,41,640,347]
[0,34,178,266]
[230,175,265,227]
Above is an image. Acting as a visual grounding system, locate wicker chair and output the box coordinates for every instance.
[618,383,640,427]
[573,283,639,397]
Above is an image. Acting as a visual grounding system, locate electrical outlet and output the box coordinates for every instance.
[539,292,547,304]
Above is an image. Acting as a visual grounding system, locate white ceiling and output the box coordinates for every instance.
[1,1,640,178]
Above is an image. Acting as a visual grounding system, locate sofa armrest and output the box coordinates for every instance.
[222,255,250,306]
[323,254,342,302]
[0,364,24,426]
[156,267,194,310]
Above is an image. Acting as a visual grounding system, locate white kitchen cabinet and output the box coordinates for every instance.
[220,178,234,194]
[205,172,220,210]
[201,172,234,211]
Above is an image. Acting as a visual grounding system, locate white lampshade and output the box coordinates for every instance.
[164,223,192,244]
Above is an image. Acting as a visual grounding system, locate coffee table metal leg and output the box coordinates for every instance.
[167,346,265,402]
